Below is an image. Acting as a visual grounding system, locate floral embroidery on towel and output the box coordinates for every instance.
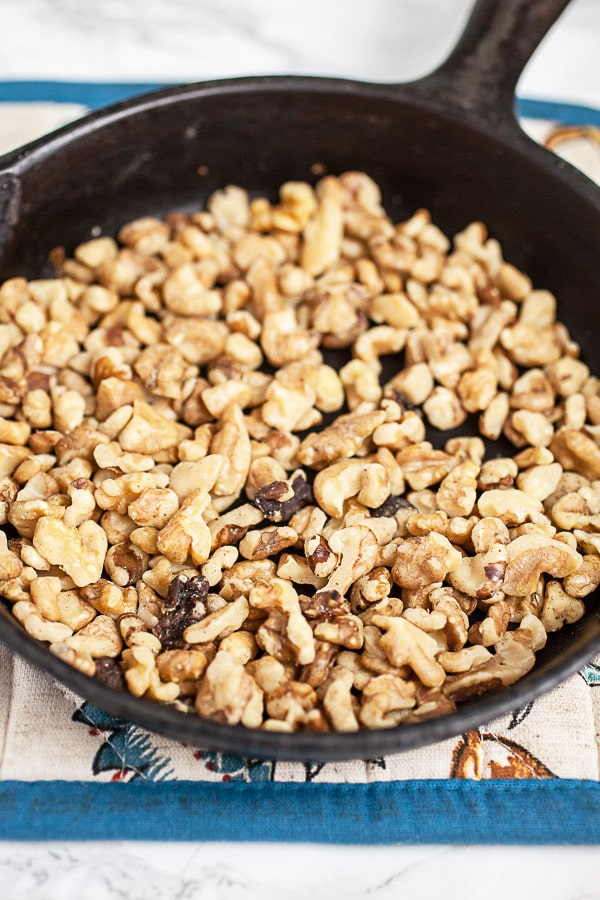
[580,663,600,687]
[192,749,274,782]
[450,729,555,779]
[72,701,174,782]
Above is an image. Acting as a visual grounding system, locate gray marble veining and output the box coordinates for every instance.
[1,844,600,900]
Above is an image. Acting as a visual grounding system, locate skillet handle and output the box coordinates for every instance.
[411,0,571,119]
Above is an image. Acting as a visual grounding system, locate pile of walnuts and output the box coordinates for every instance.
[0,170,599,733]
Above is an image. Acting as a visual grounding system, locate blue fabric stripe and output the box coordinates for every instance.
[0,80,163,107]
[0,80,599,126]
[516,97,600,127]
[0,779,599,843]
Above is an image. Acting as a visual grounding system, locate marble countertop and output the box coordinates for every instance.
[0,0,598,105]
[0,0,599,896]
[1,842,599,899]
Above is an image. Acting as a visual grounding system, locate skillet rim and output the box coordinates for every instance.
[0,73,599,203]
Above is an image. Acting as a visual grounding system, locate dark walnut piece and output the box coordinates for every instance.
[300,590,350,619]
[94,656,127,690]
[153,574,209,650]
[253,474,313,523]
[370,494,416,518]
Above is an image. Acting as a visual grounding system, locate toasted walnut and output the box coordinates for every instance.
[449,544,507,602]
[395,443,457,491]
[561,555,600,598]
[323,667,359,732]
[277,553,327,588]
[436,460,478,517]
[196,649,263,727]
[32,518,107,587]
[239,525,298,560]
[62,615,123,659]
[438,645,492,674]
[457,367,497,413]
[359,674,416,728]
[201,545,239,587]
[479,391,510,440]
[510,410,554,448]
[210,403,251,496]
[80,578,128,618]
[297,409,385,467]
[114,400,178,456]
[423,387,467,431]
[314,614,364,650]
[443,635,536,701]
[385,363,433,406]
[155,489,212,564]
[298,639,338,688]
[313,459,388,518]
[128,488,179,528]
[503,533,581,597]
[350,567,393,611]
[477,489,544,526]
[251,472,312,522]
[373,615,445,687]
[184,595,249,644]
[516,463,563,503]
[540,580,585,632]
[208,504,263,551]
[301,176,344,276]
[392,533,461,590]
[12,600,74,643]
[550,429,600,481]
[153,573,208,649]
[250,578,315,666]
[266,681,319,728]
[546,357,589,397]
[321,526,380,597]
[471,517,510,553]
[468,600,511,646]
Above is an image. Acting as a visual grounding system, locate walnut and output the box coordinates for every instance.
[323,667,359,732]
[550,429,600,481]
[301,176,344,276]
[250,578,315,666]
[373,615,445,687]
[251,472,312,523]
[239,525,298,560]
[395,443,458,491]
[195,650,263,727]
[359,674,416,728]
[156,489,212,564]
[503,533,582,596]
[313,459,389,518]
[117,400,179,455]
[297,409,386,467]
[392,533,462,590]
[443,635,536,701]
[266,681,319,728]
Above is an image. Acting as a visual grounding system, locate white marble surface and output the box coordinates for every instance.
[0,843,600,900]
[0,0,599,896]
[0,0,598,104]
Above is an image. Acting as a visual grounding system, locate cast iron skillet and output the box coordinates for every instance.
[0,0,598,761]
